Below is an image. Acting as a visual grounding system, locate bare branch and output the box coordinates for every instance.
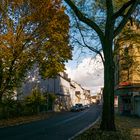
[114,0,139,37]
[113,0,134,19]
[64,0,105,45]
[74,16,105,64]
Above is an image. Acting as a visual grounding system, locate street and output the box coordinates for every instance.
[0,105,102,140]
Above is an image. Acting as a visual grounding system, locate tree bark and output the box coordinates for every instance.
[100,32,116,131]
[100,0,116,130]
[0,60,3,102]
[100,49,116,130]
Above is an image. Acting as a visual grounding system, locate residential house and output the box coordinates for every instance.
[71,81,91,105]
[91,95,97,104]
[84,89,91,105]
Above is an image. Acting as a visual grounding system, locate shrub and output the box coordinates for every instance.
[0,88,48,119]
[24,88,47,114]
[0,99,24,119]
[43,92,56,110]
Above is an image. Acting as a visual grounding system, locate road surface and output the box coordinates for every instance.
[0,105,101,140]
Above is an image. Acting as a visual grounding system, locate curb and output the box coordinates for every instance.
[68,115,101,140]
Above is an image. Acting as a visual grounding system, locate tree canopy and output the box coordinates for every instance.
[0,0,72,100]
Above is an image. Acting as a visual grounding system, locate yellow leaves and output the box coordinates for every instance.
[10,0,24,7]
[0,0,72,97]
[0,0,24,11]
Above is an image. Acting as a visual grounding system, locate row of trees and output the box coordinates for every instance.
[0,0,72,101]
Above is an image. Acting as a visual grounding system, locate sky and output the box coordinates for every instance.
[64,2,105,95]
[65,51,104,95]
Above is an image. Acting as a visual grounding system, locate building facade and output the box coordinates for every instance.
[114,21,140,116]
[19,66,91,111]
[70,81,91,105]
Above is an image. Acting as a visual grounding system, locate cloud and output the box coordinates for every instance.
[66,55,104,95]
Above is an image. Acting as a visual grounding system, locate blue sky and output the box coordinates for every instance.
[65,49,104,95]
[63,1,104,95]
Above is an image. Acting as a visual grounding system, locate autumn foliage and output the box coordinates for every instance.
[0,0,71,100]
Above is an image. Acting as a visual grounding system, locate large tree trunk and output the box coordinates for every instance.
[0,60,3,102]
[100,1,116,129]
[100,37,116,131]
[100,56,116,130]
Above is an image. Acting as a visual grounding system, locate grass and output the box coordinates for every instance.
[74,115,140,140]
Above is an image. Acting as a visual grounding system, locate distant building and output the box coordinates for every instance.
[70,81,91,105]
[91,95,97,104]
[84,89,91,105]
[18,66,91,111]
[114,21,140,116]
[90,88,103,104]
[46,72,72,111]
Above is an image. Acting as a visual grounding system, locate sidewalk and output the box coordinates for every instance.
[73,115,140,140]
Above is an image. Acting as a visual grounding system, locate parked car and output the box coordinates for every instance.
[71,105,80,112]
[75,103,85,111]
[84,104,90,108]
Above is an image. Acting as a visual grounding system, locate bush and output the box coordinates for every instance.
[0,99,24,119]
[24,88,47,114]
[0,88,48,119]
[43,92,56,110]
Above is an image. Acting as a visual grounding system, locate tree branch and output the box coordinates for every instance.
[74,16,105,64]
[64,0,105,45]
[113,0,134,19]
[114,0,139,37]
[105,0,114,35]
[106,0,114,14]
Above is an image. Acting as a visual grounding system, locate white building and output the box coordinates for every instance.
[71,81,91,105]
[19,66,91,111]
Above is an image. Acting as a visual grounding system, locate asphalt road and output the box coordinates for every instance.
[0,105,102,140]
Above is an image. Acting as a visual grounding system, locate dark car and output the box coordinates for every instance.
[84,104,90,108]
[75,103,85,111]
[71,105,80,112]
